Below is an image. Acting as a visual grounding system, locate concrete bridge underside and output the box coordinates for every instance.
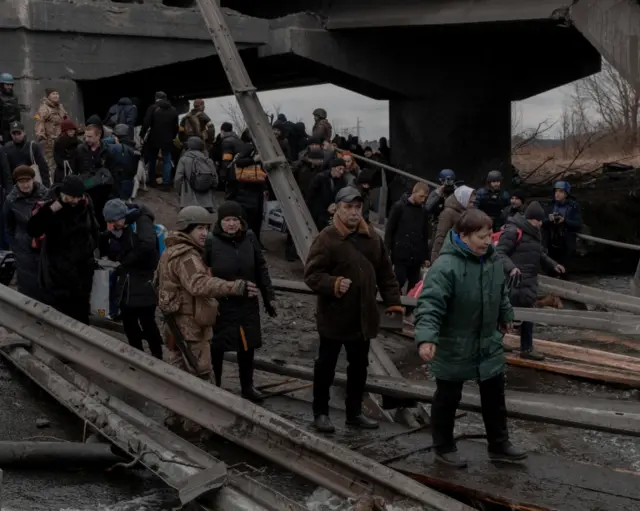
[4,0,639,184]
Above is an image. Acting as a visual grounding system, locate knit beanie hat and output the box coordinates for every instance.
[45,88,58,97]
[525,201,545,222]
[60,175,85,198]
[61,118,77,132]
[103,199,130,223]
[218,201,246,222]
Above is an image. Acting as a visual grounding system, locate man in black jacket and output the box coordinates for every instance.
[100,198,163,359]
[0,121,50,188]
[385,182,430,293]
[140,91,178,187]
[27,175,100,324]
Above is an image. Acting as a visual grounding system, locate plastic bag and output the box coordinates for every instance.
[90,266,113,317]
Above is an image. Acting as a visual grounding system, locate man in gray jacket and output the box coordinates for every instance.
[174,137,218,212]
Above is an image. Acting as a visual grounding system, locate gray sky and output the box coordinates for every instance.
[203,82,575,141]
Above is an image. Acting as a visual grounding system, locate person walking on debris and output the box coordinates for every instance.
[500,189,527,226]
[100,199,164,359]
[108,124,141,201]
[218,122,244,186]
[304,186,404,434]
[0,73,21,145]
[495,201,565,361]
[27,175,100,324]
[307,157,349,231]
[204,201,277,403]
[0,121,51,187]
[35,87,68,182]
[104,97,137,139]
[3,165,48,301]
[155,205,256,433]
[311,108,332,143]
[414,209,527,468]
[542,181,582,270]
[140,91,178,187]
[474,170,510,232]
[53,118,80,184]
[431,185,475,262]
[425,168,457,222]
[385,182,431,293]
[174,136,218,212]
[179,99,215,152]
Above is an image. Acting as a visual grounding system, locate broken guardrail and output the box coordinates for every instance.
[0,285,472,511]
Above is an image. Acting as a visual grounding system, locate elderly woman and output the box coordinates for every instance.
[205,201,276,403]
[431,184,475,261]
[414,208,526,468]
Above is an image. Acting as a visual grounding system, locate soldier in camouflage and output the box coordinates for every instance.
[155,205,258,433]
[35,88,68,183]
[312,107,333,143]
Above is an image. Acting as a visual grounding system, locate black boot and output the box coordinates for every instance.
[241,386,265,403]
[238,349,264,403]
[345,414,379,429]
[435,450,468,469]
[313,414,335,433]
[488,441,528,462]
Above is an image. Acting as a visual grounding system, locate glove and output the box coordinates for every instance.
[507,272,522,290]
[265,301,277,318]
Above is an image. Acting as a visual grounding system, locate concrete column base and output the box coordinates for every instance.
[389,95,512,187]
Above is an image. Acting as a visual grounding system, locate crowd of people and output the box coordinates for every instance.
[0,80,585,468]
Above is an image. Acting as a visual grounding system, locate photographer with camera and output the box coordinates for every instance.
[425,168,457,221]
[542,181,582,270]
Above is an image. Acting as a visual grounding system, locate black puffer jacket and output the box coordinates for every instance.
[1,139,50,187]
[495,213,557,307]
[3,182,48,300]
[140,99,178,150]
[204,223,275,352]
[26,186,100,302]
[384,194,430,265]
[306,170,348,230]
[99,204,158,308]
[53,134,80,183]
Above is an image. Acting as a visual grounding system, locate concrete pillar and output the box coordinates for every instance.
[389,94,512,187]
[12,78,84,140]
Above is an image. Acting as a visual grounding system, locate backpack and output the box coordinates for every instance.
[183,113,201,138]
[188,154,216,193]
[492,227,523,247]
[132,222,167,256]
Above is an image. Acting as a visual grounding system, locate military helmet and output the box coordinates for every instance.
[312,108,327,119]
[176,206,213,231]
[0,73,15,85]
[486,170,503,182]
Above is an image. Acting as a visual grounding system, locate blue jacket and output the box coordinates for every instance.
[542,197,582,253]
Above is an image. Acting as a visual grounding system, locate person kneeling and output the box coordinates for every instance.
[414,208,527,468]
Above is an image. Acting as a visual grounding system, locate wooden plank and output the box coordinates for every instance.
[503,334,640,372]
[229,354,640,437]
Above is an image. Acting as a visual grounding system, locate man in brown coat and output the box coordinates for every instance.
[304,186,404,433]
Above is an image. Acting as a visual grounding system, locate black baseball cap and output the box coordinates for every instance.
[335,186,363,204]
[10,121,24,133]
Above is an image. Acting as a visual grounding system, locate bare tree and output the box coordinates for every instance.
[219,101,285,134]
[572,60,640,151]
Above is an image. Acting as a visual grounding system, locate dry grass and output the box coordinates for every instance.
[513,146,640,183]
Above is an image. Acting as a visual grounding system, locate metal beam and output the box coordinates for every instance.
[238,354,640,438]
[0,286,470,511]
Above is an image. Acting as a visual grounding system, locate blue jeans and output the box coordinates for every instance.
[520,321,534,351]
[148,148,172,184]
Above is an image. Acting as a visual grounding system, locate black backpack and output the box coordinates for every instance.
[189,154,216,193]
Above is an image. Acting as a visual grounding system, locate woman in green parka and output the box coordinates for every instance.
[414,208,527,468]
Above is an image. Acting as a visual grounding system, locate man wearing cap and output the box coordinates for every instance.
[100,198,163,359]
[3,165,48,299]
[27,175,99,323]
[0,121,50,187]
[496,201,565,360]
[304,186,403,433]
[35,88,68,180]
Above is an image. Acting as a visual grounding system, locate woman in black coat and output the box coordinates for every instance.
[205,200,276,402]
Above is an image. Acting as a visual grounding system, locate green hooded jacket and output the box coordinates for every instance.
[414,230,514,382]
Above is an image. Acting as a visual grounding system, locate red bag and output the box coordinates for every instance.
[492,227,522,246]
[408,280,424,299]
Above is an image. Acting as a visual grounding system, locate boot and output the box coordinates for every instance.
[241,386,265,403]
[345,414,379,429]
[520,349,545,361]
[488,441,528,462]
[313,414,336,434]
[435,450,468,469]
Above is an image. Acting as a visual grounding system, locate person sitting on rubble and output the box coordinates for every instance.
[495,201,565,361]
[155,205,256,435]
[431,185,475,262]
[474,170,510,232]
[414,208,527,468]
[542,180,582,270]
[100,198,164,360]
[204,201,276,403]
[304,186,403,434]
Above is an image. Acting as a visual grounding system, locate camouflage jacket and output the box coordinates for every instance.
[35,99,68,141]
[155,231,245,343]
[312,118,333,143]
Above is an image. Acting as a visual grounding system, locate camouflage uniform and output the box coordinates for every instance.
[35,98,67,181]
[312,108,333,143]
[155,230,245,432]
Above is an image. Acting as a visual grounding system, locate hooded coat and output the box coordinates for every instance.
[204,219,275,352]
[99,204,159,308]
[26,185,100,302]
[174,138,218,210]
[414,231,514,382]
[431,187,473,261]
[496,213,558,307]
[3,181,48,300]
[106,98,137,137]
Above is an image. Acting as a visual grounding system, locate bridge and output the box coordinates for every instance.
[1,0,638,183]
